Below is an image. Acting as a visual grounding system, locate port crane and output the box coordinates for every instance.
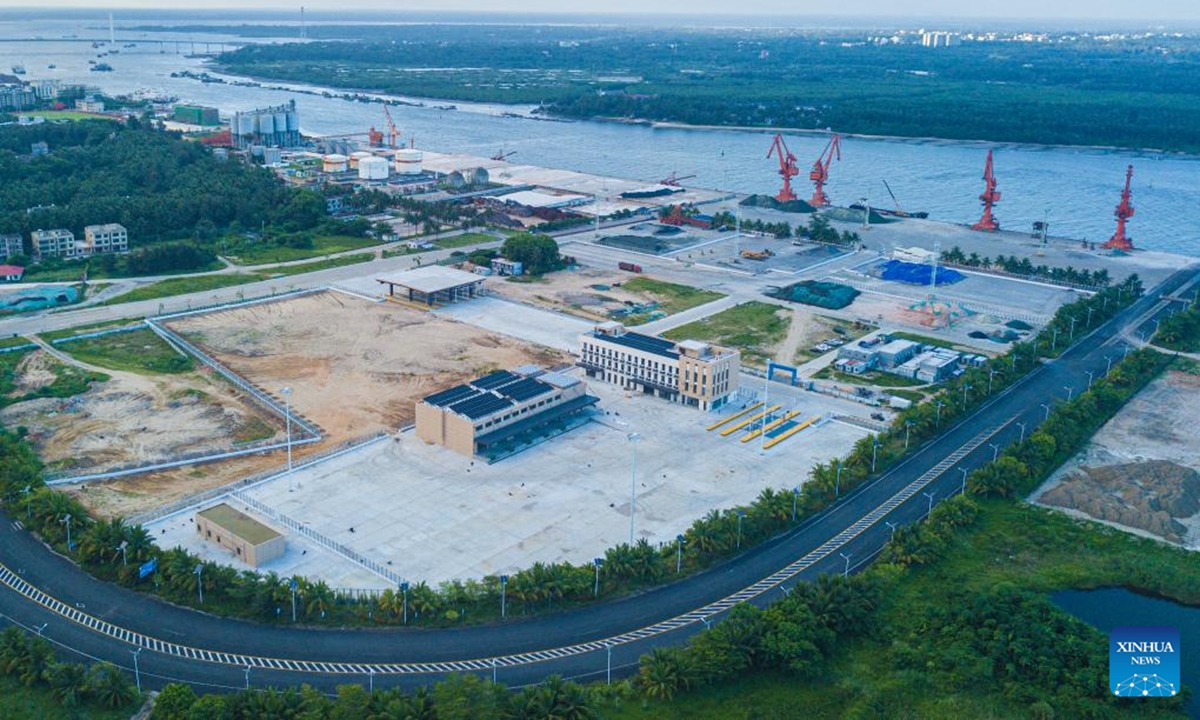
[660,171,696,186]
[382,105,400,148]
[808,134,841,207]
[491,148,517,161]
[1101,165,1136,251]
[766,134,800,202]
[971,149,1001,231]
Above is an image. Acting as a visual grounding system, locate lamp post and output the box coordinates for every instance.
[1086,307,1095,327]
[593,558,603,596]
[987,368,997,395]
[1010,352,1018,372]
[904,420,914,451]
[61,514,72,552]
[194,564,203,604]
[989,442,1000,461]
[22,485,31,519]
[885,520,897,540]
[1068,316,1078,341]
[627,432,641,545]
[116,540,128,566]
[1085,370,1094,391]
[244,665,251,690]
[922,490,936,516]
[401,581,409,625]
[676,535,685,574]
[935,400,945,428]
[871,439,880,473]
[1064,385,1074,402]
[835,461,843,498]
[959,467,969,494]
[290,578,298,622]
[1105,356,1114,376]
[498,576,506,619]
[281,387,294,489]
[1017,422,1027,443]
[838,552,852,577]
[368,667,375,694]
[960,383,972,409]
[606,643,613,685]
[1051,327,1060,351]
[735,510,746,549]
[791,487,799,522]
[131,648,142,694]
[1041,403,1052,421]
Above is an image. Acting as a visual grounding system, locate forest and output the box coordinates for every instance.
[215,25,1200,151]
[0,120,327,264]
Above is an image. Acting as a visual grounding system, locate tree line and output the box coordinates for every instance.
[941,245,1112,289]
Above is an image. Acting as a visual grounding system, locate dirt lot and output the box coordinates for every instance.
[0,350,281,478]
[490,267,681,324]
[1032,369,1200,549]
[165,291,568,440]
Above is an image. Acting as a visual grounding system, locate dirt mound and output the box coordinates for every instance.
[1040,460,1200,544]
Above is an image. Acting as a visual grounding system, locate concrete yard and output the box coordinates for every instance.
[433,296,593,353]
[149,373,872,589]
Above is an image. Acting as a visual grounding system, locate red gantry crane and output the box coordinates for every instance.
[808,134,841,207]
[382,105,400,148]
[971,149,1001,231]
[767,133,800,202]
[1101,164,1136,251]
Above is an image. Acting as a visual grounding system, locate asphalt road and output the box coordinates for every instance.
[1,263,1197,695]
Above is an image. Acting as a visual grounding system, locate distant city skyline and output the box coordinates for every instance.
[2,2,1199,23]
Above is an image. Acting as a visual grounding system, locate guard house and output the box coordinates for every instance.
[415,366,599,459]
[194,503,285,568]
[377,266,487,306]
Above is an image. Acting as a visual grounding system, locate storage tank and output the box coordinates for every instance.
[447,170,467,190]
[470,167,490,186]
[358,156,389,181]
[394,148,423,175]
[286,111,299,131]
[349,150,372,170]
[322,154,348,173]
[236,114,253,136]
[274,112,289,134]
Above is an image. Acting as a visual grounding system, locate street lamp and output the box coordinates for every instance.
[904,420,914,451]
[736,510,746,549]
[989,442,1000,462]
[1068,316,1078,340]
[606,643,613,685]
[1064,385,1074,402]
[987,368,997,395]
[1086,307,1095,326]
[935,400,945,428]
[281,387,294,484]
[116,540,128,566]
[627,432,641,545]
[244,665,251,690]
[922,490,936,516]
[1017,422,1027,443]
[676,535,685,574]
[498,576,507,619]
[885,521,897,541]
[838,551,852,577]
[959,467,970,494]
[61,514,72,552]
[1041,402,1052,421]
[835,461,844,498]
[400,581,409,625]
[368,667,375,694]
[871,439,881,473]
[131,648,142,694]
[592,559,603,597]
[194,564,204,604]
[1051,327,1060,351]
[289,578,298,622]
[791,487,800,522]
[960,383,972,409]
[21,485,31,519]
[1085,370,1094,390]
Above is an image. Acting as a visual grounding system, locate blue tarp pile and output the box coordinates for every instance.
[879,260,965,286]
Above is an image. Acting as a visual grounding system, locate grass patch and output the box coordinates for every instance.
[812,366,931,388]
[622,277,725,317]
[254,252,374,277]
[96,273,261,307]
[39,319,144,343]
[54,328,193,375]
[887,331,968,351]
[226,235,383,264]
[0,336,33,349]
[21,110,111,122]
[664,301,788,367]
[887,388,927,403]
[20,259,225,283]
[604,669,853,719]
[0,348,108,408]
[434,231,501,249]
[0,674,138,720]
[231,417,276,444]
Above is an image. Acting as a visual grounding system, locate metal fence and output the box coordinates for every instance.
[0,343,37,354]
[48,323,147,345]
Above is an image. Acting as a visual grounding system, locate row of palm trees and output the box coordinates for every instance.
[941,245,1112,289]
[0,628,136,710]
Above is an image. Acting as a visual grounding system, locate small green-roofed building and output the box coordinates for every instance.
[195,503,285,568]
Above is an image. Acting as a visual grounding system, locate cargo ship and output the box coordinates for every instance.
[11,64,26,75]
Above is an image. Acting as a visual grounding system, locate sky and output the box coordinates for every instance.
[1,1,1197,22]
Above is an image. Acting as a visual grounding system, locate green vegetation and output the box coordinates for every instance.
[942,246,1112,289]
[500,232,565,275]
[21,110,109,122]
[1153,304,1200,352]
[664,301,786,366]
[812,366,930,388]
[231,417,277,445]
[622,277,724,316]
[54,328,193,375]
[216,27,1200,152]
[97,274,260,306]
[255,252,374,277]
[19,244,224,283]
[887,330,968,351]
[435,231,501,249]
[0,336,33,349]
[39,319,143,343]
[0,631,141,719]
[0,348,108,408]
[225,234,381,265]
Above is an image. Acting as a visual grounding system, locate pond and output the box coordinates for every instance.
[1054,588,1200,717]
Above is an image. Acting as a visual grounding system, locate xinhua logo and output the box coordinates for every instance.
[1110,626,1180,697]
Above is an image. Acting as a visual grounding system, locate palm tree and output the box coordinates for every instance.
[17,636,53,687]
[639,648,688,700]
[45,662,89,707]
[305,579,335,619]
[125,524,154,563]
[87,662,135,708]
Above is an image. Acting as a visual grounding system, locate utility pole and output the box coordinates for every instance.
[904,420,914,451]
[282,387,294,480]
[676,535,685,573]
[194,564,204,604]
[1017,422,1027,443]
[131,648,142,694]
[959,467,969,494]
[627,433,641,544]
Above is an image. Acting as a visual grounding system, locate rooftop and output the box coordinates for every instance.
[590,328,679,359]
[377,266,485,294]
[0,265,25,275]
[197,503,281,545]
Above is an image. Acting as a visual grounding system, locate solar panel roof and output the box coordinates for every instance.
[423,384,480,407]
[471,370,518,390]
[450,392,514,420]
[595,330,679,359]
[499,377,554,403]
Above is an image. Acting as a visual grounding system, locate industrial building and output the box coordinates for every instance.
[578,321,740,411]
[31,229,76,259]
[875,339,920,369]
[83,223,128,255]
[377,266,487,306]
[195,503,286,568]
[232,100,301,150]
[173,105,220,127]
[0,234,22,259]
[894,348,963,382]
[416,366,599,459]
[490,258,523,276]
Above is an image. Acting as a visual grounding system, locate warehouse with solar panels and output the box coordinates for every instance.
[415,366,599,460]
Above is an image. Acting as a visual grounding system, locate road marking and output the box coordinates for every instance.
[0,420,1008,675]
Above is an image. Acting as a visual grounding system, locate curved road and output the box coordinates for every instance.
[1,265,1196,695]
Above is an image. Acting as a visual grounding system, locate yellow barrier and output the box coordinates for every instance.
[719,404,781,437]
[706,402,764,432]
[762,415,820,449]
[741,409,800,443]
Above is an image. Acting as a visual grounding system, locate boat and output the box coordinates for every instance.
[47,64,56,69]
[11,64,26,75]
[91,63,114,73]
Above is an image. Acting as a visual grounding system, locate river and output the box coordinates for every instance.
[1055,588,1199,716]
[3,15,1200,257]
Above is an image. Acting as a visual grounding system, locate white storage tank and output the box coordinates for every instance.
[394,148,423,175]
[349,150,372,169]
[322,154,348,173]
[358,156,389,181]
